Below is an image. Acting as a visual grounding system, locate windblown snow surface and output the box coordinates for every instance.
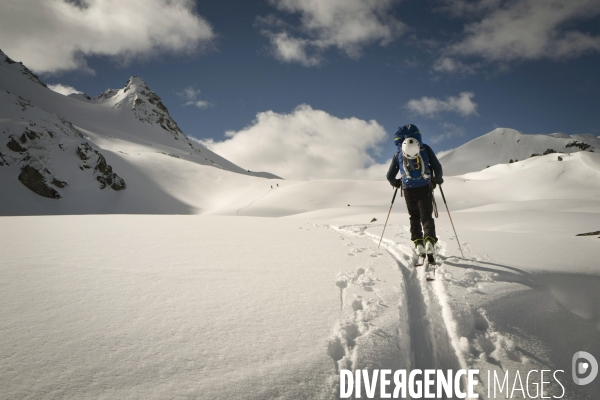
[2,154,600,400]
[2,52,600,400]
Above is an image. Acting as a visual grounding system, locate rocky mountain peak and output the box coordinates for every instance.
[124,76,149,92]
[116,76,190,143]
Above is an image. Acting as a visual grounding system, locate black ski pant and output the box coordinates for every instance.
[404,185,436,242]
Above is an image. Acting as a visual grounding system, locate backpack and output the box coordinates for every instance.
[393,124,422,147]
[393,124,431,189]
[395,147,432,189]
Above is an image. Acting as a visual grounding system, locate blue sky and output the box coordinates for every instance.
[1,0,599,178]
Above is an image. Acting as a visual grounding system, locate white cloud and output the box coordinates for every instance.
[405,92,478,118]
[260,0,406,66]
[432,57,476,74]
[177,86,213,109]
[263,31,322,67]
[48,83,83,96]
[202,104,389,180]
[0,0,215,74]
[445,0,600,62]
[430,122,466,143]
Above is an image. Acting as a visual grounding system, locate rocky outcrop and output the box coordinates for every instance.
[1,90,125,199]
[18,165,60,199]
[96,77,201,153]
[77,143,125,190]
[566,141,591,151]
[6,137,26,153]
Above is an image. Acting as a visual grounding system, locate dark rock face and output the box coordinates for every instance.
[18,165,61,199]
[76,142,93,161]
[77,143,126,191]
[51,178,68,188]
[531,149,557,158]
[576,231,600,237]
[566,141,591,151]
[7,137,27,153]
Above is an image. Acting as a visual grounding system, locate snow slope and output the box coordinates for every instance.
[439,128,600,176]
[1,49,278,214]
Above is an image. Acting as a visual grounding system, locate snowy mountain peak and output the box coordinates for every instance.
[0,49,47,88]
[93,76,186,141]
[124,76,149,92]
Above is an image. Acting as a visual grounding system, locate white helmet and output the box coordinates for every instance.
[402,137,420,159]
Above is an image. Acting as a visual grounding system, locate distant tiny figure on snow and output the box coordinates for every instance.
[558,156,563,161]
[277,184,279,187]
[386,124,443,262]
[370,218,377,223]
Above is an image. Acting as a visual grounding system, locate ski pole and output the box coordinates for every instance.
[378,188,398,249]
[431,185,439,218]
[438,184,465,258]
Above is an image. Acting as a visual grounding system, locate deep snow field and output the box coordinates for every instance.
[2,151,600,399]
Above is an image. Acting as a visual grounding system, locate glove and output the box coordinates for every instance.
[435,177,444,185]
[431,180,437,189]
[391,180,401,189]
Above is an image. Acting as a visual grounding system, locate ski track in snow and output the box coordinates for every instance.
[324,223,563,399]
[236,187,273,216]
[328,224,472,397]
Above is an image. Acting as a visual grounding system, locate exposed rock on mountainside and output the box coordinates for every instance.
[77,143,125,190]
[0,49,280,212]
[18,165,61,199]
[94,76,200,151]
[0,90,125,198]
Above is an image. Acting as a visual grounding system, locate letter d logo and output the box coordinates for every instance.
[572,351,598,385]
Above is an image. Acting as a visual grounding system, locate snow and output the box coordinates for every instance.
[439,128,600,176]
[2,49,600,399]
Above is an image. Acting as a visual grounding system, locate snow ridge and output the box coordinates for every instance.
[439,128,600,175]
[0,49,47,88]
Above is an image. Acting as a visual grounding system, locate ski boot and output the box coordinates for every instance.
[413,238,426,267]
[425,236,437,281]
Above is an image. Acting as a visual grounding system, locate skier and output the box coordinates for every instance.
[386,124,443,262]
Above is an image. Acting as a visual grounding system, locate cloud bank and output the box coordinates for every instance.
[259,0,406,66]
[405,92,478,118]
[48,83,83,96]
[439,0,600,67]
[0,0,215,74]
[201,105,389,180]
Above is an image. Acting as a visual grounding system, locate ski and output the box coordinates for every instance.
[427,253,436,266]
[414,254,426,267]
[425,254,436,281]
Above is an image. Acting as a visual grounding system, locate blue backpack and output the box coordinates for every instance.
[394,124,432,189]
[393,124,422,146]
